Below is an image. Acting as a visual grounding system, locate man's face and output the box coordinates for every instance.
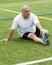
[22,8,30,19]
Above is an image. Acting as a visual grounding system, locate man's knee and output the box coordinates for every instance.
[28,33,36,39]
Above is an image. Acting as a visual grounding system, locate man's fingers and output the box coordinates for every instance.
[0,39,4,41]
[0,39,8,42]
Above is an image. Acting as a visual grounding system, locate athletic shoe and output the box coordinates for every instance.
[42,33,49,45]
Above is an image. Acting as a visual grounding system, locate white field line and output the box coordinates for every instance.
[1,0,52,4]
[15,57,52,65]
[0,1,52,7]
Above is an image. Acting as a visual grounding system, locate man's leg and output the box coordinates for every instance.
[41,29,49,45]
[28,33,43,43]
[22,30,49,45]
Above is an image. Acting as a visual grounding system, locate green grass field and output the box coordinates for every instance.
[0,0,52,65]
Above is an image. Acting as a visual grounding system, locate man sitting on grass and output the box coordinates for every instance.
[1,5,49,45]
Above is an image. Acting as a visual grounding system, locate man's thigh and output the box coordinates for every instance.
[22,28,40,40]
[22,32,31,40]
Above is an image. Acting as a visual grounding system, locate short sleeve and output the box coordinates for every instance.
[32,14,39,24]
[11,18,18,30]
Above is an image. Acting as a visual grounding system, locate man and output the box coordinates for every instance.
[1,5,49,45]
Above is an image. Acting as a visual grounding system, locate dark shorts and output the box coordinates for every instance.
[22,27,40,39]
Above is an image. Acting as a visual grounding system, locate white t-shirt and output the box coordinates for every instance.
[11,13,39,37]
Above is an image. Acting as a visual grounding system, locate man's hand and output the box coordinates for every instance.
[0,30,15,42]
[0,39,8,42]
[40,29,49,35]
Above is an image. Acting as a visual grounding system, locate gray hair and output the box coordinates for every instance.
[21,5,30,11]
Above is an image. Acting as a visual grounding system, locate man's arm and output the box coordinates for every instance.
[1,29,15,42]
[35,22,44,34]
[36,22,43,30]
